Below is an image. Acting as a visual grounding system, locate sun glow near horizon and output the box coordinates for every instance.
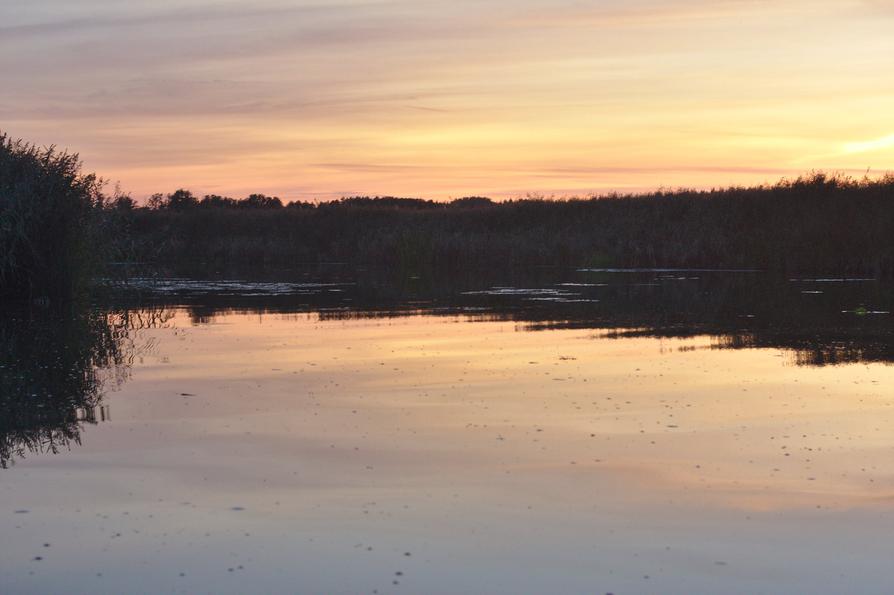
[2,0,893,201]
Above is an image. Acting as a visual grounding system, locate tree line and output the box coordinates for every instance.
[112,189,495,211]
[3,129,894,303]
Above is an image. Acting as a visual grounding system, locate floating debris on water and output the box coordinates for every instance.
[526,297,600,303]
[110,278,355,297]
[461,287,577,297]
[790,278,877,283]
[578,267,761,273]
[555,283,609,287]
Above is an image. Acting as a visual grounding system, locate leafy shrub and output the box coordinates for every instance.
[0,133,104,299]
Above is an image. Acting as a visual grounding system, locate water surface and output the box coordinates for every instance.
[2,269,892,594]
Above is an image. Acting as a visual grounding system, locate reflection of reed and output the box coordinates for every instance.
[124,269,892,368]
[0,305,173,468]
[711,333,894,367]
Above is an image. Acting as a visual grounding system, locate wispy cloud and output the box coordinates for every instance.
[843,133,894,155]
[507,0,833,28]
[1,0,893,199]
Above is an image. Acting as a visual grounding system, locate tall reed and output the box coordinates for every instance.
[0,133,104,299]
[123,173,894,277]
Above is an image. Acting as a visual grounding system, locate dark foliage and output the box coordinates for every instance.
[0,133,106,299]
[125,173,894,277]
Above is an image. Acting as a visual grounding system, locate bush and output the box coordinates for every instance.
[0,133,104,299]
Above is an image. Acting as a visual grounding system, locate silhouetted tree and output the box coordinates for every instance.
[166,189,198,210]
[112,194,136,210]
[450,196,493,208]
[200,194,238,208]
[241,193,283,209]
[286,200,316,209]
[147,193,166,210]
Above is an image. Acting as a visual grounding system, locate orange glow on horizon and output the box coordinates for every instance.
[2,0,893,201]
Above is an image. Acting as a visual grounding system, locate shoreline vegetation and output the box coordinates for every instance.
[2,133,894,301]
[1,134,106,300]
[116,173,894,278]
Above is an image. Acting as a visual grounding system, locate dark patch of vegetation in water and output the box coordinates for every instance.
[123,173,894,277]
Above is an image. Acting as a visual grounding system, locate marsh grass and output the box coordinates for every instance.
[3,127,891,289]
[126,173,894,277]
[0,133,106,300]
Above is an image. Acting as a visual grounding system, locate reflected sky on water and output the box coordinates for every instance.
[1,270,892,594]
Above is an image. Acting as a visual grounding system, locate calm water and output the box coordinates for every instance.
[2,269,893,594]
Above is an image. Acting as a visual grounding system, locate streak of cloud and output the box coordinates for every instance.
[1,0,892,200]
[844,134,894,155]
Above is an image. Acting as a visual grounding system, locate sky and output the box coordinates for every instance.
[2,0,894,201]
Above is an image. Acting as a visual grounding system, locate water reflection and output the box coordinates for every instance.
[0,305,171,468]
[2,271,893,594]
[117,269,894,367]
[2,269,890,466]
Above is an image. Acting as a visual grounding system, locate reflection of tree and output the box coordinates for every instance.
[148,269,892,368]
[0,305,173,468]
[711,332,894,367]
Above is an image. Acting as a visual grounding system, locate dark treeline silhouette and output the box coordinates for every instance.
[118,173,894,277]
[3,129,893,300]
[144,189,287,210]
[138,188,496,212]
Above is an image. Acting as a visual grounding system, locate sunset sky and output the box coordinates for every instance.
[3,0,894,201]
